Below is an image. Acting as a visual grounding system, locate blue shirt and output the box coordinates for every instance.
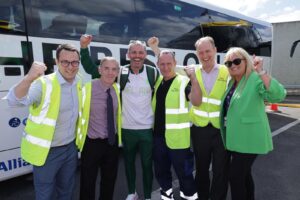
[7,70,80,147]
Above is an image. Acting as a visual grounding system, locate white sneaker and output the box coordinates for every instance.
[125,192,139,200]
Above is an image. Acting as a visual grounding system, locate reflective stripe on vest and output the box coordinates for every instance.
[190,66,228,129]
[22,131,51,148]
[152,75,191,149]
[77,81,122,152]
[22,73,82,166]
[27,76,57,127]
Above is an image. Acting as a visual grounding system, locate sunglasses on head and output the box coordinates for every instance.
[224,58,245,68]
[129,40,146,45]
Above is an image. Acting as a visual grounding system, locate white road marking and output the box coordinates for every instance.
[151,118,300,199]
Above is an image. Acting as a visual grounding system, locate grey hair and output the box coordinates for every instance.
[128,40,147,52]
[157,49,176,62]
[100,57,119,69]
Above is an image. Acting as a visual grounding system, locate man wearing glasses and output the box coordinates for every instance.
[6,44,82,199]
[80,35,159,200]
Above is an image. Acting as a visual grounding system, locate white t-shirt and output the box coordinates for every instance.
[121,67,154,129]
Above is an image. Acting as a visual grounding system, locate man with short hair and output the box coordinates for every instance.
[152,49,201,200]
[77,57,122,200]
[80,35,159,200]
[7,44,82,200]
[190,37,229,200]
[148,36,230,200]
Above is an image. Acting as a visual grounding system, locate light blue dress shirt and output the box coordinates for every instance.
[7,70,80,147]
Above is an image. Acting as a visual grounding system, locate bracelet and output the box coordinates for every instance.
[258,70,267,76]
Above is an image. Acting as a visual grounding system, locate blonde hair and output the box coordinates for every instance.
[224,47,254,79]
[224,47,254,93]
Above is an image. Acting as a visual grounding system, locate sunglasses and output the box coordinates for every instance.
[224,58,245,68]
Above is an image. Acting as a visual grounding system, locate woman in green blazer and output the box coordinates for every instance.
[220,47,286,200]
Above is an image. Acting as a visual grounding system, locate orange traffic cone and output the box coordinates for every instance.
[270,103,278,112]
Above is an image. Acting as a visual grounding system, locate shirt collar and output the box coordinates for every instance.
[200,63,219,73]
[55,70,79,85]
[129,64,144,74]
[98,79,113,92]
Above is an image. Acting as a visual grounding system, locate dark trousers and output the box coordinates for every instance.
[80,136,119,200]
[229,151,257,200]
[153,135,197,197]
[191,125,229,200]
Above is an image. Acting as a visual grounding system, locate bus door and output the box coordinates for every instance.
[0,0,33,181]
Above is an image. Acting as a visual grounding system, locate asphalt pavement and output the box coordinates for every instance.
[0,95,299,200]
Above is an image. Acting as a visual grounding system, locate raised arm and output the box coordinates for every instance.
[80,34,100,79]
[184,66,202,106]
[253,55,271,90]
[147,36,161,57]
[14,61,46,99]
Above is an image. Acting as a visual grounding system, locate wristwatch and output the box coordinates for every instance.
[258,70,267,76]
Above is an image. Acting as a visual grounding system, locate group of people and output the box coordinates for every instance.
[6,33,286,200]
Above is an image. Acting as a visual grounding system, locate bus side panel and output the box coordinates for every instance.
[0,148,32,182]
[0,34,32,181]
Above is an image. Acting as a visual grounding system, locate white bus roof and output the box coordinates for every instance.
[180,0,271,27]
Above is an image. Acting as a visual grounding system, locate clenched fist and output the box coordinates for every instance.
[26,61,47,82]
[80,34,93,48]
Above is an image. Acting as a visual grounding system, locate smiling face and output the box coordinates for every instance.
[99,59,119,86]
[195,39,217,70]
[56,49,80,83]
[127,44,147,73]
[226,53,247,82]
[157,51,177,81]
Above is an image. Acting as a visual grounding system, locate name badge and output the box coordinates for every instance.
[122,68,129,74]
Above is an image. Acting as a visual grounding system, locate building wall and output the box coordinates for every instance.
[271,21,300,88]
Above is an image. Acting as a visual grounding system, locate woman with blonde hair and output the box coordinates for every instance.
[220,47,286,200]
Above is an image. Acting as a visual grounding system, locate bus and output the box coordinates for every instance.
[0,0,272,181]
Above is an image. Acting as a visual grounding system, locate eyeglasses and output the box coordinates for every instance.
[224,58,245,68]
[60,60,80,68]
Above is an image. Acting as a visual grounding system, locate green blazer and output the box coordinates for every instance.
[220,71,286,154]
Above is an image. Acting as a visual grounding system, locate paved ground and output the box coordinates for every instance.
[0,96,299,200]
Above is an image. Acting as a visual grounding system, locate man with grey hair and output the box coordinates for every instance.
[77,57,122,200]
[80,34,160,200]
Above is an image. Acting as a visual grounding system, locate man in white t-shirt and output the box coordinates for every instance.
[80,35,160,200]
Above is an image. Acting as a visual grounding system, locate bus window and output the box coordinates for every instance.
[0,1,25,35]
[25,0,137,44]
[201,9,271,56]
[136,0,207,50]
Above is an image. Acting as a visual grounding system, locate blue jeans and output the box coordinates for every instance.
[33,141,78,200]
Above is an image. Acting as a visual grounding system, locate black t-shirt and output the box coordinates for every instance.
[153,75,191,136]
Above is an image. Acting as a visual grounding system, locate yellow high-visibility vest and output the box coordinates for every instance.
[190,65,229,129]
[22,73,82,166]
[76,82,122,152]
[152,75,190,149]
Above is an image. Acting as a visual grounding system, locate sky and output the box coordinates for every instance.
[200,0,300,23]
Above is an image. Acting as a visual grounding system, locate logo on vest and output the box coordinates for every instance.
[217,77,227,82]
[170,88,179,92]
